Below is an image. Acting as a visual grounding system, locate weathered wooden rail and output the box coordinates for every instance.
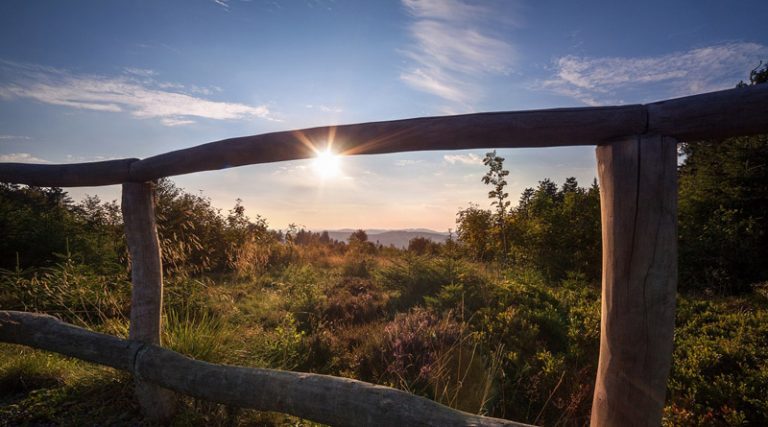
[0,311,526,427]
[1,83,767,426]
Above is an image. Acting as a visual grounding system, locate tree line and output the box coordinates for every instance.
[455,64,768,293]
[1,64,766,293]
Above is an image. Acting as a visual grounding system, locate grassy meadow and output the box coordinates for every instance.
[2,83,768,425]
[1,165,767,426]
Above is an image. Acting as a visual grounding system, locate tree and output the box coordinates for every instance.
[349,229,368,245]
[677,62,768,292]
[408,236,436,255]
[455,204,493,261]
[0,184,125,271]
[224,198,271,275]
[506,178,601,282]
[154,179,227,275]
[482,150,510,261]
[347,229,376,255]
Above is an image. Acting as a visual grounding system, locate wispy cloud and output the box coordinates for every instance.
[542,42,768,105]
[65,154,110,162]
[395,159,423,167]
[399,0,517,106]
[0,135,32,141]
[443,153,483,165]
[0,153,49,163]
[213,0,230,10]
[0,60,274,126]
[305,104,344,113]
[123,67,157,77]
[160,118,197,127]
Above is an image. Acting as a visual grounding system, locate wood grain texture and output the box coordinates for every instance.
[0,311,533,427]
[121,182,177,421]
[127,105,646,181]
[648,83,768,141]
[0,310,140,370]
[0,158,137,187]
[591,135,677,427]
[122,182,164,344]
[1,84,766,187]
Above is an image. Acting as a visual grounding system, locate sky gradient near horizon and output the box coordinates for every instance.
[1,0,767,231]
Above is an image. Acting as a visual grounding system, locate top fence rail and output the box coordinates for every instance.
[1,84,766,188]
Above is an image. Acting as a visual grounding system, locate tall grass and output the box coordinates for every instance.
[2,246,767,425]
[163,305,230,363]
[0,251,130,327]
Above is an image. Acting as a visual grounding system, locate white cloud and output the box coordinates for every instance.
[400,0,517,106]
[123,67,157,77]
[305,104,344,113]
[65,154,108,162]
[542,42,768,105]
[0,135,32,141]
[395,159,423,167]
[443,153,483,165]
[400,68,469,104]
[160,117,197,127]
[0,152,49,163]
[402,0,485,22]
[213,0,230,10]
[0,61,273,126]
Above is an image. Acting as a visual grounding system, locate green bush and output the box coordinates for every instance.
[320,277,389,326]
[251,313,307,370]
[376,254,451,309]
[474,273,600,424]
[0,185,124,272]
[665,295,768,426]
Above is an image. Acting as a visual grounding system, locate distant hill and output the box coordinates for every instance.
[323,229,449,248]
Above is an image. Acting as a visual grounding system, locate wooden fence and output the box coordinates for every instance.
[1,83,766,426]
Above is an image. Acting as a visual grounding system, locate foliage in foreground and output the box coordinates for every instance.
[2,90,768,426]
[2,248,767,425]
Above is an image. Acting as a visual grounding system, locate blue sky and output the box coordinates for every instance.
[1,0,766,231]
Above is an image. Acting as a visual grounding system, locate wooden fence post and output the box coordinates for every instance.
[122,181,177,421]
[591,135,677,426]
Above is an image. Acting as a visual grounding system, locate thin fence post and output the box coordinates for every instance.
[591,134,678,426]
[122,181,176,421]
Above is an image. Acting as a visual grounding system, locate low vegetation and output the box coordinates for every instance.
[0,67,766,426]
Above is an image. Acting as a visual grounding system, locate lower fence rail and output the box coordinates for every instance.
[0,310,531,427]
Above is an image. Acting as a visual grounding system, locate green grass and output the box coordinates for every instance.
[163,305,231,363]
[2,258,767,425]
[0,344,140,426]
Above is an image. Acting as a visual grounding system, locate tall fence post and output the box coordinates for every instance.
[122,181,177,421]
[591,134,678,426]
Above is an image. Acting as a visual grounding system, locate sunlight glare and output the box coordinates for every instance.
[312,148,341,178]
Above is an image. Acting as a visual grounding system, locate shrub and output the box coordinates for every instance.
[304,321,387,378]
[341,254,373,278]
[664,295,768,426]
[475,274,599,424]
[376,254,451,309]
[0,185,125,272]
[372,308,462,393]
[252,313,307,370]
[320,277,389,326]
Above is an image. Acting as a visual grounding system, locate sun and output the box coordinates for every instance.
[312,147,341,178]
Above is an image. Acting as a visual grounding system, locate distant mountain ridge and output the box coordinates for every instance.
[321,229,449,249]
